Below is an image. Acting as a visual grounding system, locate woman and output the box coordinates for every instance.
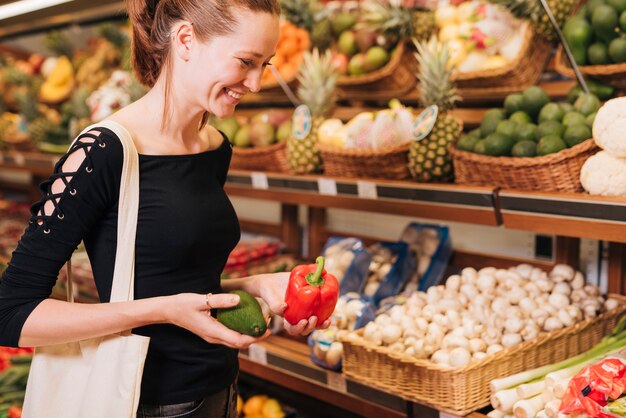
[0,0,327,416]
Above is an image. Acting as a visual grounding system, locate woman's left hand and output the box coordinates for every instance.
[252,272,331,336]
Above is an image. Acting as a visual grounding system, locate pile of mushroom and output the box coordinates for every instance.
[347,264,619,369]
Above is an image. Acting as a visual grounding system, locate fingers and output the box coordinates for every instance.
[204,318,271,349]
[269,301,288,316]
[283,316,318,336]
[205,293,240,310]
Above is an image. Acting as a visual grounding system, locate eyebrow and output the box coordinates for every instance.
[238,51,276,60]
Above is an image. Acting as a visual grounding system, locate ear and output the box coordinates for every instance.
[172,21,194,61]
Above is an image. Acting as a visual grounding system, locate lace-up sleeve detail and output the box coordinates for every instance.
[0,128,123,347]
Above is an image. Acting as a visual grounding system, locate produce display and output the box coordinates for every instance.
[347,264,619,368]
[0,348,32,417]
[457,86,600,157]
[435,0,528,73]
[409,38,462,182]
[240,394,285,418]
[212,110,292,149]
[488,317,626,417]
[286,49,338,174]
[261,21,310,87]
[562,0,626,66]
[581,96,626,197]
[490,0,578,41]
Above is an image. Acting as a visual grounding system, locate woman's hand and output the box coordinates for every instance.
[251,273,331,336]
[163,293,270,349]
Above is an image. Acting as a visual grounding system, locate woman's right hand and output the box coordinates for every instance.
[163,293,270,349]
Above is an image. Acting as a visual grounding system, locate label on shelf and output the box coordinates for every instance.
[12,154,25,167]
[318,178,337,196]
[326,371,347,393]
[357,181,378,199]
[248,344,268,365]
[251,172,269,190]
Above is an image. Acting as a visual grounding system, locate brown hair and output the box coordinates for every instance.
[126,0,280,127]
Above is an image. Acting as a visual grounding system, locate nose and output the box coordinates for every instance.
[243,70,262,93]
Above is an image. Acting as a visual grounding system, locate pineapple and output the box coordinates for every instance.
[28,117,54,144]
[489,0,577,41]
[408,38,462,183]
[287,49,338,174]
[360,0,435,46]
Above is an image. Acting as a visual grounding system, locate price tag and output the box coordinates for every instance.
[248,344,268,365]
[13,154,25,167]
[357,181,378,199]
[413,105,439,142]
[326,371,347,393]
[250,172,269,190]
[317,178,337,196]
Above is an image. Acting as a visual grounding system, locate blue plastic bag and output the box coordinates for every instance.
[321,237,372,295]
[363,241,416,307]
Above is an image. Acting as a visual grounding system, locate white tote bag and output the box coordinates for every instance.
[22,120,150,418]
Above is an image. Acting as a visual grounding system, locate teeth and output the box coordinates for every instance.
[226,89,242,99]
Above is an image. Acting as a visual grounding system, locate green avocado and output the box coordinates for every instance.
[217,290,267,337]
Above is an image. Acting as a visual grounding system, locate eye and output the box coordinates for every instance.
[238,58,254,68]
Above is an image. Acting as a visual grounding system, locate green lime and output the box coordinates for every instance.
[456,135,480,152]
[521,86,550,119]
[609,37,626,62]
[586,112,597,128]
[480,109,505,137]
[588,42,610,64]
[538,103,566,124]
[516,123,538,142]
[562,111,588,128]
[564,124,592,147]
[496,120,518,140]
[473,139,488,155]
[568,85,583,104]
[608,0,626,14]
[484,133,515,156]
[512,140,538,157]
[509,111,532,125]
[592,5,619,36]
[560,102,575,114]
[537,120,565,139]
[621,10,626,31]
[587,0,607,19]
[574,93,601,116]
[504,94,525,116]
[537,135,568,156]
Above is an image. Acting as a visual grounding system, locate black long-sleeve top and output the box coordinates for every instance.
[0,127,241,404]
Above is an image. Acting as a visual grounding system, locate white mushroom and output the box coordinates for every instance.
[473,351,488,361]
[449,347,472,368]
[544,317,564,332]
[536,278,554,293]
[508,287,528,305]
[431,349,450,366]
[504,316,525,334]
[382,324,402,345]
[584,284,600,297]
[469,338,487,353]
[477,273,497,292]
[571,272,585,290]
[445,274,461,292]
[548,293,570,309]
[460,283,479,300]
[557,309,575,327]
[551,264,575,281]
[571,289,588,304]
[486,344,504,355]
[442,334,469,350]
[501,333,522,347]
[388,342,405,352]
[552,282,572,296]
[461,267,478,284]
[515,264,534,279]
[530,268,548,282]
[519,297,538,313]
[605,298,620,311]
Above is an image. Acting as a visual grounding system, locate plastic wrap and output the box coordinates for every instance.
[363,241,416,307]
[321,237,372,295]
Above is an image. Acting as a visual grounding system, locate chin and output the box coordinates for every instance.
[211,105,236,119]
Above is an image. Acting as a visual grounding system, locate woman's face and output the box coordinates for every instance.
[182,9,279,118]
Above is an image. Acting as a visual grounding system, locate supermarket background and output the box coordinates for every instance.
[1,0,626,417]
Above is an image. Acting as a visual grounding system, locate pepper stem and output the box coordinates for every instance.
[306,256,325,287]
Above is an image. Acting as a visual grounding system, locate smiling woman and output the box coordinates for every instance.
[0,0,330,417]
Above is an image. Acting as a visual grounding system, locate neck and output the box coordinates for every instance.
[139,75,205,149]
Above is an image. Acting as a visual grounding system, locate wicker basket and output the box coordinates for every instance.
[452,26,551,99]
[554,45,626,89]
[336,42,417,102]
[318,142,410,180]
[341,294,626,415]
[229,141,290,173]
[449,138,600,193]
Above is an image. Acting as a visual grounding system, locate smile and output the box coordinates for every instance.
[225,88,243,100]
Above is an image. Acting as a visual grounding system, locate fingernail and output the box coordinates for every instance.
[231,296,240,304]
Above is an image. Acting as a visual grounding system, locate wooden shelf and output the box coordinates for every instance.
[225,171,499,226]
[498,189,626,244]
[239,334,488,418]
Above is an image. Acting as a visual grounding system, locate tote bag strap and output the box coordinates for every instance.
[65,120,140,304]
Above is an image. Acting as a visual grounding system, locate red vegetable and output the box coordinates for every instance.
[283,257,339,326]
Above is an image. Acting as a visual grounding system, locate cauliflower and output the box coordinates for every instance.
[592,97,626,157]
[580,151,626,197]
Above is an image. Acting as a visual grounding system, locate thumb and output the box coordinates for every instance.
[206,293,240,310]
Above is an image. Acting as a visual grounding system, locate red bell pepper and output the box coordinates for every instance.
[284,257,339,326]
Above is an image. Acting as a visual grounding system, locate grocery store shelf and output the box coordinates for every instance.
[225,170,499,226]
[498,189,626,244]
[0,150,60,176]
[239,335,488,418]
[0,0,125,39]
